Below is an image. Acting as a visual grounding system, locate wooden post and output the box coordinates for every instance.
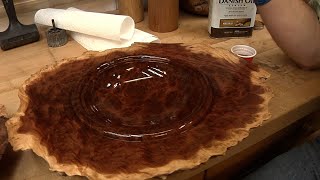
[119,0,144,23]
[148,0,179,33]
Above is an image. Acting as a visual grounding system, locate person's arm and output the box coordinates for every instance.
[257,0,320,69]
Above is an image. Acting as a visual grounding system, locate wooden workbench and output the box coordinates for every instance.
[0,1,320,180]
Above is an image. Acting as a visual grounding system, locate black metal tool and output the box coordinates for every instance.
[46,19,68,47]
[0,0,40,51]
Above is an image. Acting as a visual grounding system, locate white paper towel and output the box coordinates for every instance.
[67,7,160,51]
[35,8,135,41]
[71,29,160,51]
[34,8,160,51]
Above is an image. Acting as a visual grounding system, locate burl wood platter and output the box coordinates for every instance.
[0,104,8,160]
[6,43,272,180]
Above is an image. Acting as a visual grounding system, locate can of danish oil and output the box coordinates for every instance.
[208,0,257,38]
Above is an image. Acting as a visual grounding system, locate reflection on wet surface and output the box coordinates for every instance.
[18,44,266,174]
[72,56,213,141]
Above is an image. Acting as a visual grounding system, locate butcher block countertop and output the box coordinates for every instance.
[0,1,320,180]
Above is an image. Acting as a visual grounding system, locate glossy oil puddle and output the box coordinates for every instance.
[72,56,213,141]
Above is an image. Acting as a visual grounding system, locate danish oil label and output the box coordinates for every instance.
[208,0,257,38]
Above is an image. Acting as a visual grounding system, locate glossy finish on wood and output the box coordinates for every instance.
[0,2,320,179]
[17,43,267,175]
[72,55,213,141]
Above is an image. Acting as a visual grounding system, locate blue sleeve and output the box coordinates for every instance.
[255,0,272,6]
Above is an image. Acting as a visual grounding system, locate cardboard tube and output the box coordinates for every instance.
[148,0,179,33]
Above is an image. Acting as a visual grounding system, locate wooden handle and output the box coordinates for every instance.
[119,0,144,23]
[148,0,179,33]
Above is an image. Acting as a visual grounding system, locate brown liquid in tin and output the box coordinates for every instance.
[18,44,265,174]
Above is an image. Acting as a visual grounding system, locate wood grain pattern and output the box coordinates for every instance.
[0,1,320,179]
[119,0,144,23]
[148,0,179,32]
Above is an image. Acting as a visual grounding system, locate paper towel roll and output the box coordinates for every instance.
[35,8,135,41]
[66,8,160,52]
